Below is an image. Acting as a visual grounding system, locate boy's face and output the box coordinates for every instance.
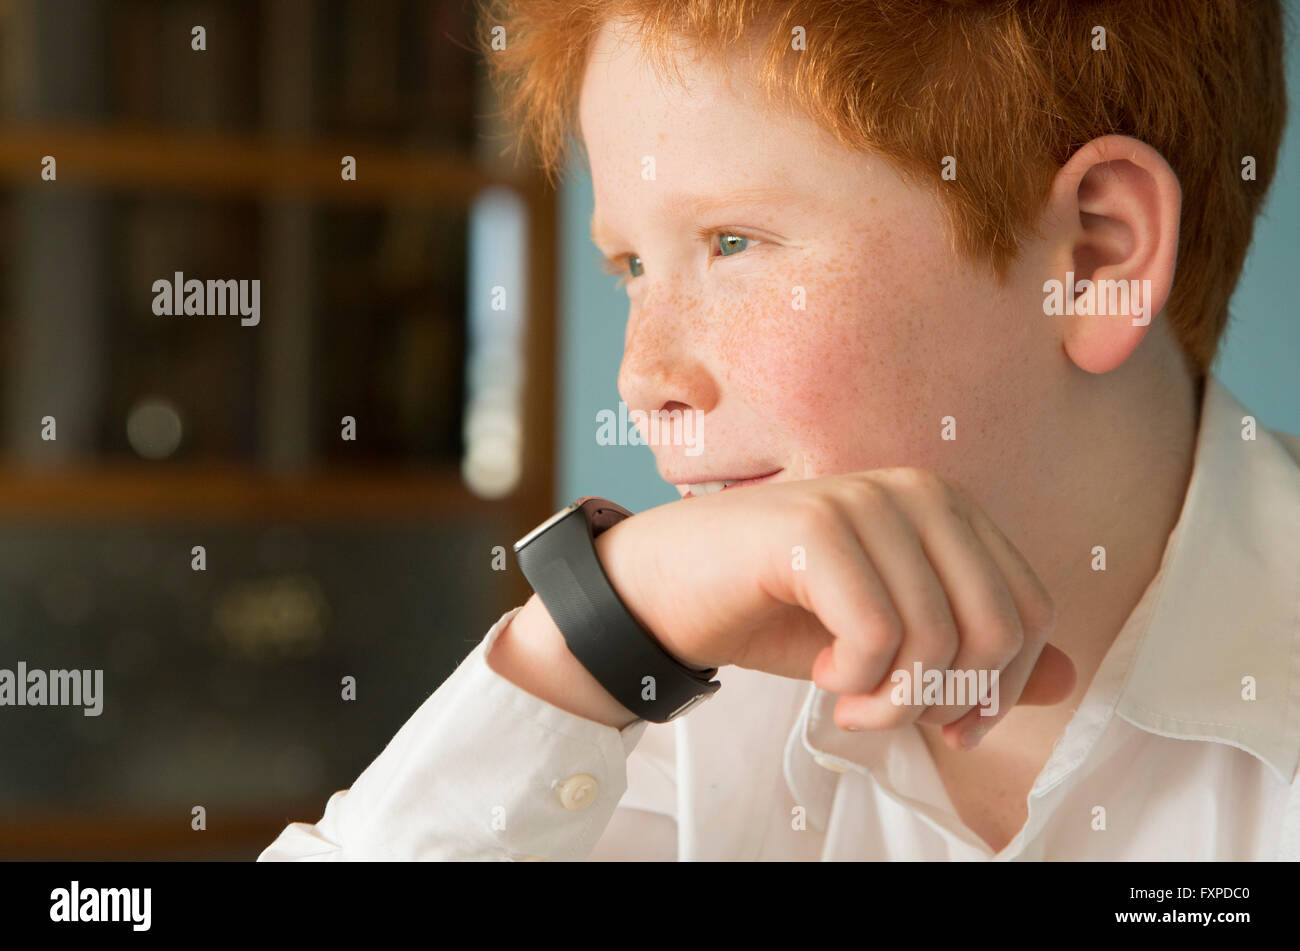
[579,18,1059,504]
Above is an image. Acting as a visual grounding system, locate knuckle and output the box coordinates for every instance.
[917,622,960,667]
[987,620,1025,666]
[789,493,844,538]
[840,475,889,513]
[865,611,904,658]
[999,616,1026,655]
[933,636,961,671]
[965,618,1023,669]
[885,467,961,517]
[890,466,947,498]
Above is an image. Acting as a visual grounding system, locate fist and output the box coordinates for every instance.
[595,468,1075,751]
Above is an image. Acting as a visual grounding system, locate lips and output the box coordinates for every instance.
[675,468,783,499]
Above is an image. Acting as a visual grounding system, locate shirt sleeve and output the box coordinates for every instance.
[257,605,659,861]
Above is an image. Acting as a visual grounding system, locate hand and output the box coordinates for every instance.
[595,468,1075,751]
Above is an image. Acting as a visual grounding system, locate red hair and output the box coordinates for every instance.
[480,0,1287,378]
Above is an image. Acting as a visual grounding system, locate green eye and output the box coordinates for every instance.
[598,252,642,290]
[718,233,750,256]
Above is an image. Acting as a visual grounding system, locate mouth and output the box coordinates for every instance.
[675,468,783,499]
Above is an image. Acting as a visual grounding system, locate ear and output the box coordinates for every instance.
[1040,135,1181,374]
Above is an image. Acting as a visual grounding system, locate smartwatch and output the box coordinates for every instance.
[513,497,721,722]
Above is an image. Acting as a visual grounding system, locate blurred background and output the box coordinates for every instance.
[0,0,1296,860]
[0,0,554,859]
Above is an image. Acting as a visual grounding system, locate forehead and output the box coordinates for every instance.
[579,17,765,131]
[578,19,832,204]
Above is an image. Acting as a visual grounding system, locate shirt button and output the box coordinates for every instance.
[558,773,599,810]
[812,754,847,773]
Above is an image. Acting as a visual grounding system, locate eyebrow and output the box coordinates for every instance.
[589,184,801,249]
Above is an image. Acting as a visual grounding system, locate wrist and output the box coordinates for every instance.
[513,497,721,722]
[594,520,708,671]
[489,595,641,729]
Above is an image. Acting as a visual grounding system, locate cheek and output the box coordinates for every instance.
[714,277,853,413]
[713,249,939,474]
[713,236,1023,478]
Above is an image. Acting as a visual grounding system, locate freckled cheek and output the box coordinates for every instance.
[714,274,908,446]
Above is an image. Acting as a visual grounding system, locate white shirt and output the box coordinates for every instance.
[258,375,1300,861]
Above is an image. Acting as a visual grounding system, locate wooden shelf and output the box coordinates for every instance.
[0,462,510,523]
[0,123,537,205]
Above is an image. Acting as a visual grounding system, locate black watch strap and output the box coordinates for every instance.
[513,497,721,723]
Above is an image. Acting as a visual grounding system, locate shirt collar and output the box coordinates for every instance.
[1111,374,1300,783]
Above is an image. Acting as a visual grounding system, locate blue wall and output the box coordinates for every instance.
[556,166,678,513]
[1215,2,1300,433]
[555,16,1300,510]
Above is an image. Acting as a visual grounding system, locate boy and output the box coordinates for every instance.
[261,0,1298,860]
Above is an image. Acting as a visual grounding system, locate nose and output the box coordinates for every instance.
[616,292,720,427]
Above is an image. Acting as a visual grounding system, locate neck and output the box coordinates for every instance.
[1005,324,1200,696]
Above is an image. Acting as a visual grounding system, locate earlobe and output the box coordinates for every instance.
[1044,135,1182,375]
[1059,292,1148,374]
